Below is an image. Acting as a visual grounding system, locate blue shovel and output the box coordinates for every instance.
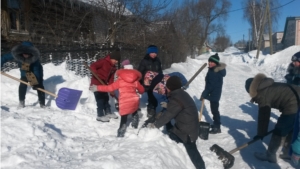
[1,71,82,110]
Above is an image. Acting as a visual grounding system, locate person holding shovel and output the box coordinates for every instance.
[245,73,299,163]
[89,65,144,137]
[148,76,206,169]
[1,41,45,108]
[89,49,120,122]
[200,53,226,134]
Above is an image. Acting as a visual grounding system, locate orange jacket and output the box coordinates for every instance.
[97,69,144,115]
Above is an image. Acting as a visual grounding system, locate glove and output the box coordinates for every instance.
[253,135,264,141]
[160,102,168,109]
[145,115,156,124]
[32,85,39,90]
[147,123,156,129]
[89,85,98,92]
[110,92,115,97]
[291,153,300,166]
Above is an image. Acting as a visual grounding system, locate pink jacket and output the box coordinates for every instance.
[97,69,144,115]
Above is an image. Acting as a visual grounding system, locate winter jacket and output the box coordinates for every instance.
[285,63,300,86]
[201,63,226,102]
[90,55,117,86]
[154,89,199,143]
[152,72,188,104]
[96,69,144,115]
[1,42,43,84]
[248,73,300,136]
[137,54,162,85]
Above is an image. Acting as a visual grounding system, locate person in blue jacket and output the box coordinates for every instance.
[285,51,300,86]
[1,41,45,108]
[200,53,226,134]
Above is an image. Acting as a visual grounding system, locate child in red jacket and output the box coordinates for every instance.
[89,50,120,122]
[90,65,144,137]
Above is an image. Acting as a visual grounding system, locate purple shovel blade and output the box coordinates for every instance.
[55,88,82,110]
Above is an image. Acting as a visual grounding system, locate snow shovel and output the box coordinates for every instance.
[198,100,210,140]
[182,63,207,89]
[1,71,82,110]
[83,62,119,105]
[210,129,274,169]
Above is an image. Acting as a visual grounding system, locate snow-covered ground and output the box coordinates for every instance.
[1,46,300,169]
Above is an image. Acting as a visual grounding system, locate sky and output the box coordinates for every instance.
[1,45,300,169]
[224,0,300,43]
[161,0,300,44]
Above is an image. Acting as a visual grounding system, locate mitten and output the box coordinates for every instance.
[89,85,98,92]
[291,153,300,166]
[32,85,39,90]
[253,135,264,141]
[110,92,115,97]
[160,102,168,108]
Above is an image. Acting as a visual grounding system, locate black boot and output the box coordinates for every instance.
[117,124,127,137]
[279,132,292,160]
[255,134,282,163]
[131,112,139,129]
[209,125,221,134]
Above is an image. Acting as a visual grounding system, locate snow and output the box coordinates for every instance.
[1,46,300,169]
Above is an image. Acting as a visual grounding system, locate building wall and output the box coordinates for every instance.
[284,20,296,48]
[296,20,300,45]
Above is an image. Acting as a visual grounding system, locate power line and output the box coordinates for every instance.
[174,0,295,24]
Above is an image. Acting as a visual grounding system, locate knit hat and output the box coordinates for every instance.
[124,64,133,69]
[208,53,220,65]
[166,76,182,91]
[245,78,253,93]
[110,49,121,61]
[147,45,158,54]
[291,51,300,62]
[121,59,130,67]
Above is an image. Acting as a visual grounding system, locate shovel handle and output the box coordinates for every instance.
[182,63,207,89]
[83,62,106,85]
[1,71,57,97]
[199,100,204,122]
[228,129,274,154]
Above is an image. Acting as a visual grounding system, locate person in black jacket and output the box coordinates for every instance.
[138,45,162,118]
[200,53,226,134]
[285,51,300,86]
[150,76,205,169]
[245,73,299,163]
[1,41,45,108]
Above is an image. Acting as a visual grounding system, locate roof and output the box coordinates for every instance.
[281,16,300,44]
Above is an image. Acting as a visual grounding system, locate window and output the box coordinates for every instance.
[7,0,26,32]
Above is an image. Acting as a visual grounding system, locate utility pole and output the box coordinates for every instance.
[255,1,268,59]
[248,28,251,52]
[267,0,273,54]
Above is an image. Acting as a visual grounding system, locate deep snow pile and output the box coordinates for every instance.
[1,45,300,169]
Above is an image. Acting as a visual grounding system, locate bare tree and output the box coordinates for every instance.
[85,0,172,47]
[172,0,231,58]
[214,34,231,52]
[242,0,280,48]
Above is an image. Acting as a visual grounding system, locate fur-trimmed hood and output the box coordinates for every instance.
[11,42,40,64]
[213,62,226,72]
[249,73,274,98]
